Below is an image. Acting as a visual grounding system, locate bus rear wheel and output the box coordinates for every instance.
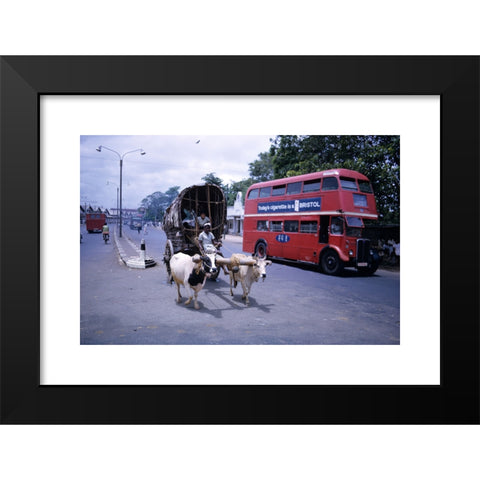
[321,249,344,275]
[254,241,267,258]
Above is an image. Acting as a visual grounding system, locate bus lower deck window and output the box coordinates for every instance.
[257,220,269,231]
[330,217,344,235]
[284,220,299,232]
[271,221,283,232]
[300,221,317,233]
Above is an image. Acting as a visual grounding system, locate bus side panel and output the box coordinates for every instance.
[272,232,298,260]
[267,234,285,258]
[242,217,257,254]
[242,218,283,257]
[298,232,321,263]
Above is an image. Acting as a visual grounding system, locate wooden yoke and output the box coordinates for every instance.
[215,256,257,266]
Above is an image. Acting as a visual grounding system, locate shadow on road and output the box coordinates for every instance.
[269,257,393,278]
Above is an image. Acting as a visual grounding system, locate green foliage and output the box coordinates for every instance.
[249,151,275,182]
[225,178,255,206]
[202,172,255,207]
[142,136,400,224]
[268,135,400,224]
[140,186,180,222]
[201,172,224,187]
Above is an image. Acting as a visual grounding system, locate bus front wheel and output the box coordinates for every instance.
[255,241,267,258]
[321,249,344,275]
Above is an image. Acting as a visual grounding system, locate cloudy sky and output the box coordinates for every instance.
[80,135,273,210]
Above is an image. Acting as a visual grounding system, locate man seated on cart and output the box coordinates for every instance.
[198,223,228,276]
[182,208,196,228]
[197,211,211,228]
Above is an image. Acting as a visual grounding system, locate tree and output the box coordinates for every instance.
[165,186,181,204]
[268,135,400,224]
[269,135,303,178]
[140,186,180,222]
[201,172,224,187]
[225,178,255,206]
[248,151,275,182]
[140,135,400,225]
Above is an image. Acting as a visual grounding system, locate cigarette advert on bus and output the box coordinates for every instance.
[257,198,322,214]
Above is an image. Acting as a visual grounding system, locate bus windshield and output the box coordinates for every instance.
[345,216,364,237]
[346,216,364,227]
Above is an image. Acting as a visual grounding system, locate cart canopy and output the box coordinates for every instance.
[162,183,226,253]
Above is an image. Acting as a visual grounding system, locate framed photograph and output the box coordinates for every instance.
[1,56,478,424]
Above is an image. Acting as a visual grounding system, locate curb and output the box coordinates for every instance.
[113,227,157,269]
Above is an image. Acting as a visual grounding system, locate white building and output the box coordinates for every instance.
[226,192,244,235]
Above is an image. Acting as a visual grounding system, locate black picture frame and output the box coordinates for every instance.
[1,56,478,425]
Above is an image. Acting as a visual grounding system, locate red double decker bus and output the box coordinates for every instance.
[243,169,380,275]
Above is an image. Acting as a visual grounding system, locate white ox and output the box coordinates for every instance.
[168,252,217,309]
[224,253,272,305]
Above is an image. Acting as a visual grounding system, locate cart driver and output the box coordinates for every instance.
[198,223,228,275]
[198,223,221,251]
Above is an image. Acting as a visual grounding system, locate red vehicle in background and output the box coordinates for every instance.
[243,169,380,275]
[85,213,106,233]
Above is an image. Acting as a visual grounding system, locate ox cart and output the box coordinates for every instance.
[162,183,227,281]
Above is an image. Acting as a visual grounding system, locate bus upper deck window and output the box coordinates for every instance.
[272,185,286,196]
[286,182,302,195]
[340,177,358,191]
[259,187,271,198]
[247,188,259,200]
[302,179,321,193]
[322,177,338,191]
[353,194,368,207]
[358,180,373,193]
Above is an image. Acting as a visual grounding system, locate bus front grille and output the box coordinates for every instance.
[356,239,371,263]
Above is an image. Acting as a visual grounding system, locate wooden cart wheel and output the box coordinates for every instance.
[164,239,174,282]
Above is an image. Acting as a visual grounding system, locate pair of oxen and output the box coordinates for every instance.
[168,250,271,310]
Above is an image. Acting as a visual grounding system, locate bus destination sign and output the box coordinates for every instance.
[257,197,322,214]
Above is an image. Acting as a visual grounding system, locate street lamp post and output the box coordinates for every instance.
[106,181,120,224]
[96,145,146,237]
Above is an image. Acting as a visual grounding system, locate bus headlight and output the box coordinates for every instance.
[349,250,354,256]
